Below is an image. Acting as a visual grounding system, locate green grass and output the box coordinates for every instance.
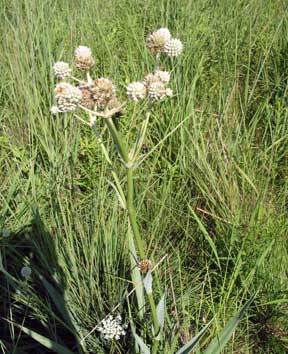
[0,0,287,353]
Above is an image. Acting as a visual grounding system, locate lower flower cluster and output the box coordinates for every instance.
[127,70,173,103]
[96,315,127,341]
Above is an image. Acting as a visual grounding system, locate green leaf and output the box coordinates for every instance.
[17,325,74,354]
[39,275,85,353]
[133,332,151,354]
[39,275,74,328]
[175,319,213,354]
[128,225,145,319]
[203,295,256,354]
[188,205,221,269]
[143,270,153,295]
[156,293,166,330]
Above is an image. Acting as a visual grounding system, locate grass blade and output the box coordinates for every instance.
[15,324,74,354]
[203,295,256,354]
[175,319,213,354]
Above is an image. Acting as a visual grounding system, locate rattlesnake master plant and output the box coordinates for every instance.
[49,28,253,354]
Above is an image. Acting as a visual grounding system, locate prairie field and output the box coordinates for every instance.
[0,0,287,353]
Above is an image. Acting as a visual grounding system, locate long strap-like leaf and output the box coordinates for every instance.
[175,319,213,354]
[203,294,256,354]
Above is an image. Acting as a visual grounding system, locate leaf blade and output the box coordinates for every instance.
[203,295,256,354]
[17,325,74,354]
[175,319,213,354]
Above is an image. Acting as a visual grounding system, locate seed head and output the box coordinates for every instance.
[2,229,10,238]
[155,70,170,83]
[146,28,171,54]
[96,315,127,341]
[164,38,183,57]
[75,46,95,71]
[90,78,116,109]
[54,82,82,112]
[79,84,95,109]
[144,71,170,87]
[21,266,32,278]
[53,61,71,79]
[126,82,147,102]
[50,106,60,114]
[139,259,153,273]
[148,81,172,102]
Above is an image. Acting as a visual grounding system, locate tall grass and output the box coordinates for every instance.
[0,0,287,353]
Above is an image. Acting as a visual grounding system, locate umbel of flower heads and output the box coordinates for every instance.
[50,28,182,115]
[96,315,127,341]
[126,28,182,104]
[51,45,122,117]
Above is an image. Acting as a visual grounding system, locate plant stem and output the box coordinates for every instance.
[105,118,128,162]
[127,167,145,260]
[91,122,126,208]
[103,116,160,348]
[149,292,160,354]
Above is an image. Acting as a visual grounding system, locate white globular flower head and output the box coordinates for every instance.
[21,266,32,278]
[164,38,183,57]
[50,106,59,114]
[2,229,11,238]
[90,78,116,109]
[165,88,173,97]
[154,70,170,83]
[96,314,127,341]
[144,71,170,88]
[126,82,147,102]
[146,27,171,54]
[54,83,82,112]
[53,61,71,79]
[148,81,172,102]
[75,46,95,71]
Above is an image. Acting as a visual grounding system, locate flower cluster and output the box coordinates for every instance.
[21,266,32,278]
[127,70,172,103]
[96,315,127,341]
[54,82,82,112]
[138,259,153,273]
[74,46,95,71]
[147,27,183,57]
[51,29,182,112]
[51,46,121,114]
[53,61,71,79]
[2,229,10,238]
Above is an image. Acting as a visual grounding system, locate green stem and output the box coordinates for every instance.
[148,293,160,354]
[91,123,126,207]
[103,116,160,348]
[105,118,128,163]
[127,168,145,260]
[132,109,151,162]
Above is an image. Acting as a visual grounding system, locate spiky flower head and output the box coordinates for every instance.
[90,78,116,109]
[155,70,170,83]
[75,46,95,71]
[53,61,71,79]
[126,82,147,102]
[107,97,122,113]
[50,106,60,114]
[54,82,82,112]
[21,266,32,278]
[148,81,173,102]
[78,84,95,109]
[146,28,171,54]
[2,229,10,238]
[96,315,127,341]
[139,259,153,273]
[164,38,183,57]
[144,71,170,87]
